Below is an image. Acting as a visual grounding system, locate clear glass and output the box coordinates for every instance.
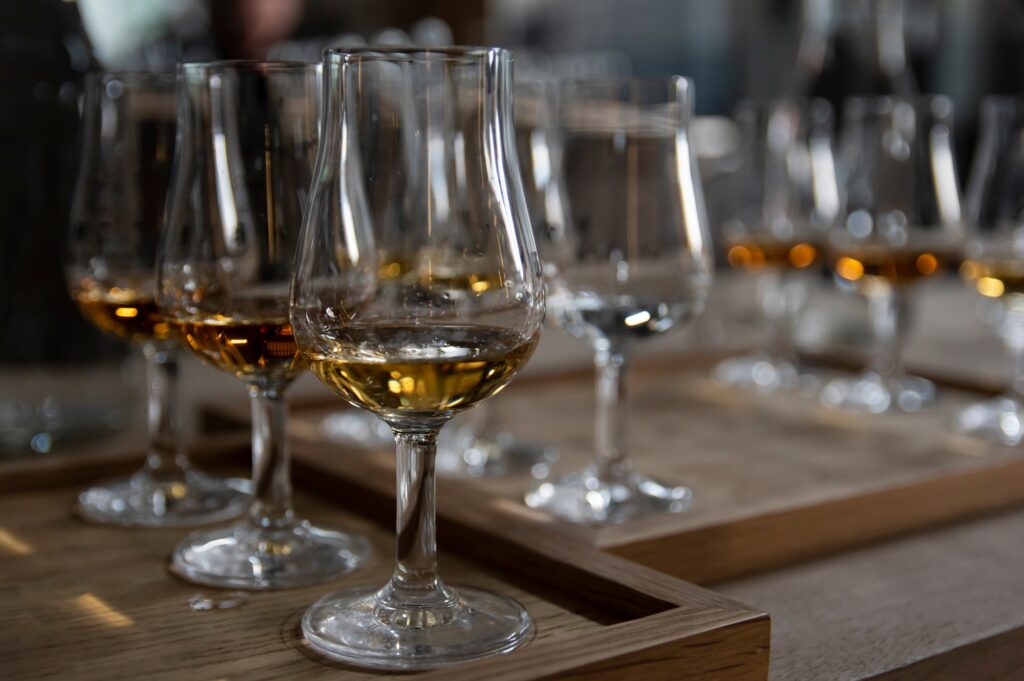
[291,46,545,669]
[66,72,248,527]
[524,77,713,524]
[158,61,370,588]
[435,78,566,479]
[713,98,838,392]
[821,96,964,413]
[955,97,1024,444]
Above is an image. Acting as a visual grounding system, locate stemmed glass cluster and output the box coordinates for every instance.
[66,42,1007,675]
[714,95,967,417]
[68,47,546,671]
[68,72,249,527]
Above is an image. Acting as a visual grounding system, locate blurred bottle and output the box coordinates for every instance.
[0,1,136,456]
[790,0,917,103]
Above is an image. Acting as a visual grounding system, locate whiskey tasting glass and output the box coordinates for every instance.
[434,77,566,479]
[713,98,838,392]
[158,61,370,588]
[291,46,545,669]
[821,96,963,414]
[524,77,713,524]
[955,97,1024,444]
[67,72,248,527]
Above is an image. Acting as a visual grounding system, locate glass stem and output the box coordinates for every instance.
[141,344,187,478]
[247,387,294,529]
[999,306,1024,401]
[759,269,799,367]
[389,427,444,600]
[867,287,907,380]
[594,347,632,483]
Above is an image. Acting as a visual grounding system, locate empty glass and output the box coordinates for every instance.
[67,72,248,527]
[158,61,370,588]
[525,77,713,524]
[713,98,838,392]
[956,97,1024,443]
[822,96,963,413]
[292,46,545,669]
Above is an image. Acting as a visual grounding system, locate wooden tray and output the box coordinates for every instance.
[0,438,769,680]
[206,353,1024,586]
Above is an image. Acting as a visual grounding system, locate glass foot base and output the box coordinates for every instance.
[954,396,1024,445]
[170,519,372,590]
[320,411,393,449]
[712,353,818,393]
[437,431,558,479]
[76,469,250,528]
[524,467,692,524]
[302,584,533,670]
[820,371,936,414]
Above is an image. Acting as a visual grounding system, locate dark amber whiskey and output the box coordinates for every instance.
[960,258,1024,299]
[174,316,303,382]
[74,288,173,343]
[726,238,820,272]
[832,244,955,290]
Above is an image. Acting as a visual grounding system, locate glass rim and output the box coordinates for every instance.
[178,59,318,75]
[561,75,691,89]
[979,95,1024,104]
[843,94,954,116]
[323,45,509,64]
[84,71,176,84]
[734,97,834,126]
[977,95,1024,115]
[559,76,693,105]
[734,96,833,112]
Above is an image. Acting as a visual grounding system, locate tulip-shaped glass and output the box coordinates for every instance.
[68,72,248,526]
[956,97,1024,443]
[821,97,963,413]
[291,47,545,669]
[158,61,371,588]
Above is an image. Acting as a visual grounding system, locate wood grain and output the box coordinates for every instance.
[0,442,769,680]
[716,506,1024,681]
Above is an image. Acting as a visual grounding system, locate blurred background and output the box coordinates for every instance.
[0,0,1014,455]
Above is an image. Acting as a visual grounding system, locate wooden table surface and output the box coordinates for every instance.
[0,444,769,681]
[0,485,710,680]
[717,506,1024,680]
